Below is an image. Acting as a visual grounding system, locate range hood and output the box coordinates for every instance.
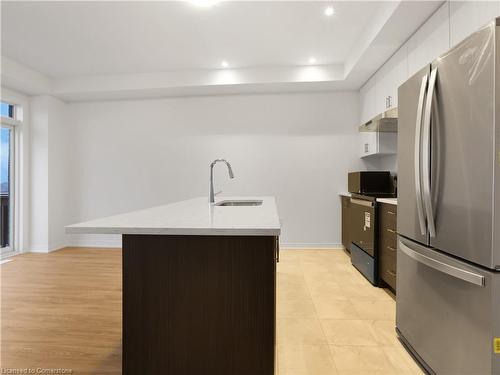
[359,107,398,132]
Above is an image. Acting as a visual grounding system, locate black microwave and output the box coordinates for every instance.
[348,171,393,194]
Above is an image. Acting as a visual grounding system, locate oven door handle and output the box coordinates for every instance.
[350,198,374,208]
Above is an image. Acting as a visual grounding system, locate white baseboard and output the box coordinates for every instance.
[29,242,67,253]
[49,241,68,252]
[29,244,50,253]
[279,243,344,250]
[54,235,344,251]
[67,234,122,248]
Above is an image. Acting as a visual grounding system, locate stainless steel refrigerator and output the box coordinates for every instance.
[397,18,500,375]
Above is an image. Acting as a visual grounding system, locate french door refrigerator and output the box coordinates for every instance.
[397,18,500,375]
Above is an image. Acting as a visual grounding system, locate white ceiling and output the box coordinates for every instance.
[1,1,384,77]
[1,1,444,100]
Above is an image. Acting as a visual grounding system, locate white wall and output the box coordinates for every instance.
[48,97,70,250]
[29,96,49,251]
[63,92,363,248]
[29,95,69,252]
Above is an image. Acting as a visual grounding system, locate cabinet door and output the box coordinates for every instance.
[360,77,377,124]
[360,132,378,158]
[376,46,408,111]
[341,196,351,251]
[407,2,450,77]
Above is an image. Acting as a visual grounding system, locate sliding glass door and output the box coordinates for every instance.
[1,116,15,257]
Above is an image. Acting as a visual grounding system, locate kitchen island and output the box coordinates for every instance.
[66,197,281,375]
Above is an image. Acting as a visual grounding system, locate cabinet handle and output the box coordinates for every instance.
[387,211,396,215]
[387,228,397,234]
[387,270,396,277]
[276,237,280,263]
[387,246,396,252]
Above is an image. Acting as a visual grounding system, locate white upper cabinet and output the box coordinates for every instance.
[359,76,377,125]
[358,0,500,158]
[407,2,450,77]
[450,1,500,47]
[375,45,408,111]
[359,46,408,126]
[359,131,397,158]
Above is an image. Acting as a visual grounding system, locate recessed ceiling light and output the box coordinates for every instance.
[309,57,317,65]
[324,6,335,16]
[221,60,229,68]
[190,0,222,8]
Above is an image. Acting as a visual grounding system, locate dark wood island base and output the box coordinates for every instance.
[122,234,278,375]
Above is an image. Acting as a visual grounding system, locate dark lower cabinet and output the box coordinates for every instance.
[122,234,277,375]
[341,195,351,252]
[378,203,397,292]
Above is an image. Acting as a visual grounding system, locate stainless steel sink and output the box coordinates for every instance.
[215,200,263,207]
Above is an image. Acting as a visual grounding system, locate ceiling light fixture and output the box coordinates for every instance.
[324,6,335,16]
[221,60,229,68]
[189,0,222,8]
[309,57,317,65]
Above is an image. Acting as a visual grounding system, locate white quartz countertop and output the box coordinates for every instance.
[66,196,281,236]
[376,198,397,205]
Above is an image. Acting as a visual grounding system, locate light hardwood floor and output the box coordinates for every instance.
[1,248,122,374]
[1,247,423,374]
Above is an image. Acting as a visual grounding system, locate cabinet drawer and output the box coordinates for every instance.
[380,245,396,266]
[380,204,397,230]
[379,246,397,289]
[381,203,397,215]
[381,265,397,290]
[378,202,397,290]
[380,238,397,258]
[380,228,397,250]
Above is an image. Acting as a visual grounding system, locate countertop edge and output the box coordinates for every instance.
[339,193,397,206]
[65,196,281,236]
[376,198,397,205]
[66,227,281,236]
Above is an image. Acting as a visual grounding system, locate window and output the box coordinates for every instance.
[1,101,17,257]
[0,102,14,119]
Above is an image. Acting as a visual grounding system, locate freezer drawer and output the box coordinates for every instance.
[396,236,500,374]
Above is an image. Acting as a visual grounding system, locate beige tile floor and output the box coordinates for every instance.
[276,249,424,375]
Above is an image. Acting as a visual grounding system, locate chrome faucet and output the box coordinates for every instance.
[209,159,234,204]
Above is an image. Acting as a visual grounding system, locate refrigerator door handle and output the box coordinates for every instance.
[414,74,428,236]
[422,68,437,237]
[399,240,485,287]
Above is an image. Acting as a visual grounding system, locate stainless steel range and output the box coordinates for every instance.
[347,170,396,286]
